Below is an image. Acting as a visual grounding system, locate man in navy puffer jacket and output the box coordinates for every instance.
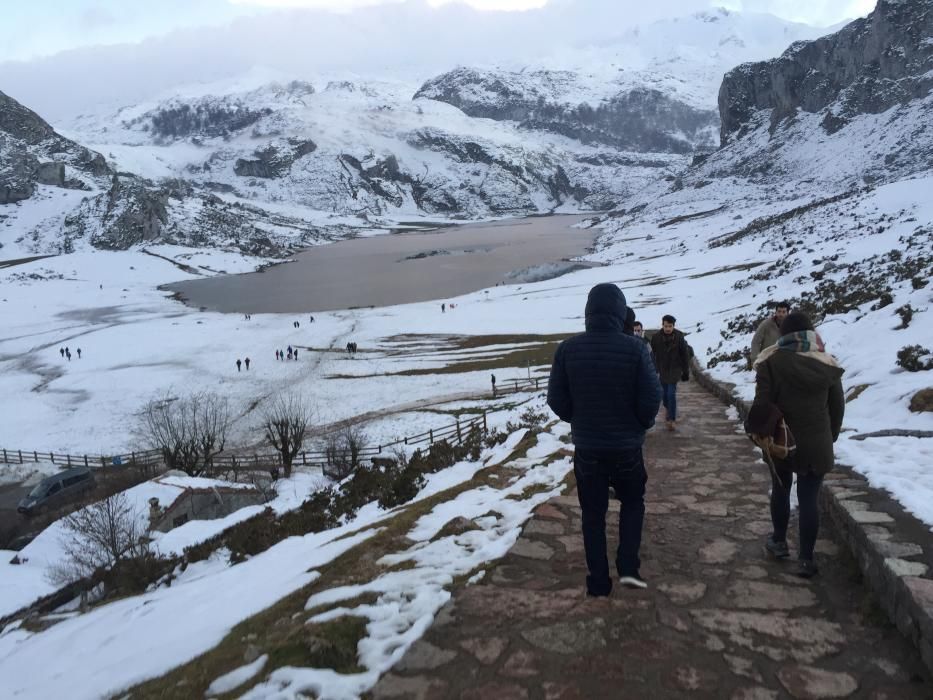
[548,283,662,595]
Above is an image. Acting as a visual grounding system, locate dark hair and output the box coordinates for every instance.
[633,321,643,329]
[775,301,791,312]
[780,312,814,335]
[662,314,676,325]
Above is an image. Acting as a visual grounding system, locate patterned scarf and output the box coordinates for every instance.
[754,330,841,369]
[777,330,825,353]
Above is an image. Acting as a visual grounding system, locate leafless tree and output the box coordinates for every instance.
[322,424,369,480]
[261,394,312,478]
[140,392,230,476]
[48,491,149,586]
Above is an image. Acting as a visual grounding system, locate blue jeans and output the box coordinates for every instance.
[574,448,647,596]
[661,383,678,421]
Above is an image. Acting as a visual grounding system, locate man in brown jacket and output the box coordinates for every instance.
[751,312,844,578]
[750,301,790,364]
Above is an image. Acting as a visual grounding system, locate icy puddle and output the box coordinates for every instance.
[166,215,597,313]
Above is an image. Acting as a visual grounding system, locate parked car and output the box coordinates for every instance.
[17,467,96,516]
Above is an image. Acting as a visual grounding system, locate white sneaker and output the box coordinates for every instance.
[619,575,648,590]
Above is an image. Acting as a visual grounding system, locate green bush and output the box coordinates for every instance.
[897,345,933,372]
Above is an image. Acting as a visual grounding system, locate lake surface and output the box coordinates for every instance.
[166,214,597,313]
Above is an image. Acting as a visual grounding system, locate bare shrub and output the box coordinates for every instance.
[506,405,550,433]
[261,394,313,478]
[48,492,150,587]
[323,424,369,480]
[140,391,230,476]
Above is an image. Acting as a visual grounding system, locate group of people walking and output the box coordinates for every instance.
[58,346,81,361]
[276,347,298,361]
[236,357,251,371]
[548,284,844,596]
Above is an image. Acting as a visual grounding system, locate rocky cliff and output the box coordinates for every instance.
[719,0,933,143]
[415,68,718,153]
[0,90,108,204]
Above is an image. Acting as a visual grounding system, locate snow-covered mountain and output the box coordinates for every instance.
[0,9,836,255]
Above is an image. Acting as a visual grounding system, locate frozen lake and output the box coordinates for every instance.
[165,214,597,313]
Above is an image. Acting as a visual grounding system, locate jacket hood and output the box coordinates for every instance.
[585,283,627,332]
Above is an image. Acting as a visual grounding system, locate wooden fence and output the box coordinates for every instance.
[0,408,497,475]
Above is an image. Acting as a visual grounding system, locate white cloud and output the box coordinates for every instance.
[718,0,876,26]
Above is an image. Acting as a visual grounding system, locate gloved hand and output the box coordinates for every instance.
[681,371,689,382]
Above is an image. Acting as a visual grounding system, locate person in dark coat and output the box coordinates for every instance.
[633,321,649,346]
[649,314,691,431]
[623,307,636,335]
[244,357,250,370]
[751,312,844,578]
[236,359,242,372]
[547,283,662,595]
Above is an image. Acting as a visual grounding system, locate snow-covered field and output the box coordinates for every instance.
[1,171,932,700]
[2,174,932,520]
[0,410,571,699]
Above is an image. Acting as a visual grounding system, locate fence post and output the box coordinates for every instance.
[50,452,55,464]
[535,378,540,390]
[404,437,408,445]
[34,451,38,463]
[456,419,462,444]
[302,452,307,466]
[483,411,487,433]
[429,429,433,444]
[1,449,6,463]
[19,450,23,464]
[131,452,137,467]
[101,456,106,468]
[84,455,89,468]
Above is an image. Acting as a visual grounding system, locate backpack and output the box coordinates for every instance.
[744,401,796,461]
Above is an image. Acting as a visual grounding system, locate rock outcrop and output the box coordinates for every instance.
[0,89,110,204]
[234,139,317,179]
[415,68,717,153]
[719,0,933,143]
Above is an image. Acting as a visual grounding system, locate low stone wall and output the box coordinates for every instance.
[689,358,933,675]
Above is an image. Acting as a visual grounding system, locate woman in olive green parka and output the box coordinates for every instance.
[752,312,844,578]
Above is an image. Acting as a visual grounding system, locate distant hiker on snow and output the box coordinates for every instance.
[491,373,497,397]
[77,348,82,359]
[750,301,791,364]
[441,303,446,313]
[748,312,844,579]
[293,348,298,360]
[547,283,661,595]
[245,357,251,370]
[236,359,242,372]
[287,349,293,360]
[650,314,691,431]
[309,315,315,323]
[66,349,71,361]
[59,347,64,358]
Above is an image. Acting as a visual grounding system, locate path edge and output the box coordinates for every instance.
[690,358,933,676]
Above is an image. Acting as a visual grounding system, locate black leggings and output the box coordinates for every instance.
[770,466,824,561]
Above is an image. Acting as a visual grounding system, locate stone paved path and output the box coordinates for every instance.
[370,382,931,699]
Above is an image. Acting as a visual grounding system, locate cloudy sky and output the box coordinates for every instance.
[1,0,876,62]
